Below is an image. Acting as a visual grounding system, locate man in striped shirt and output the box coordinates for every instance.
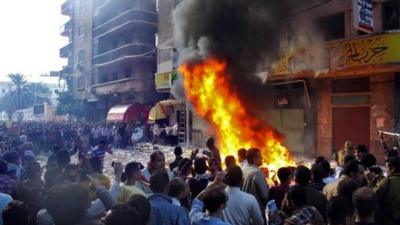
[91,140,113,165]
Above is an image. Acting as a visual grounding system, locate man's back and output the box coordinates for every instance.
[242,165,269,209]
[148,193,189,225]
[223,186,263,225]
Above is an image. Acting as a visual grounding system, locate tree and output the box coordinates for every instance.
[55,92,87,119]
[0,73,51,117]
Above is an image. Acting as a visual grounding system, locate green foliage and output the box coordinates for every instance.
[56,92,87,119]
[0,74,51,116]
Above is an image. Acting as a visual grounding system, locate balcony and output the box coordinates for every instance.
[60,65,73,78]
[59,43,72,58]
[61,0,72,16]
[93,43,155,65]
[60,20,72,36]
[93,10,157,38]
[155,71,177,92]
[92,78,148,96]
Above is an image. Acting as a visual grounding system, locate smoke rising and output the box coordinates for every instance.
[172,0,325,113]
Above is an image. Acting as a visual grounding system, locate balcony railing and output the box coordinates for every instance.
[93,10,157,38]
[59,43,72,58]
[60,65,73,77]
[93,43,155,65]
[61,0,72,15]
[60,20,72,36]
[92,78,147,95]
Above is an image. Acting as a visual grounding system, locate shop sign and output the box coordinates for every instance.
[155,71,177,90]
[353,0,374,33]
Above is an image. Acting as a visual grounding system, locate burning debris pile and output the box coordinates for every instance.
[173,0,299,169]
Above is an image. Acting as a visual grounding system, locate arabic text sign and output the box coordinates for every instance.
[353,0,374,33]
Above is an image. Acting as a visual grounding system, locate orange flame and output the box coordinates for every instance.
[179,58,295,171]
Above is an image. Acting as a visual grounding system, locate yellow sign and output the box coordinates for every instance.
[272,32,400,76]
[155,72,172,89]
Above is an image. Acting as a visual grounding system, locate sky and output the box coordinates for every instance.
[0,0,68,84]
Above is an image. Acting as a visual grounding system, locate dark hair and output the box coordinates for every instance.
[287,185,307,207]
[121,162,142,183]
[369,166,382,176]
[318,159,331,177]
[203,187,228,213]
[343,160,361,176]
[127,195,151,225]
[224,155,236,168]
[360,153,376,169]
[344,155,356,165]
[2,201,30,225]
[0,160,8,174]
[277,167,292,184]
[387,156,400,173]
[355,145,368,154]
[167,177,187,198]
[89,157,103,173]
[150,171,169,193]
[177,158,192,175]
[295,166,311,186]
[105,204,140,225]
[26,161,41,180]
[3,151,19,165]
[174,146,183,156]
[99,140,107,145]
[150,151,164,163]
[246,148,260,165]
[194,158,207,174]
[45,183,90,225]
[52,145,61,154]
[56,150,70,167]
[352,187,378,218]
[44,167,62,189]
[206,137,215,147]
[311,163,324,183]
[326,196,354,225]
[315,156,326,164]
[224,165,243,187]
[387,149,399,158]
[237,148,247,160]
[337,178,360,199]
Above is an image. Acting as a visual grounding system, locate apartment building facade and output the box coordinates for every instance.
[60,0,160,121]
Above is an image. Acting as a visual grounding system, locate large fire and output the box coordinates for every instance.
[178,58,295,171]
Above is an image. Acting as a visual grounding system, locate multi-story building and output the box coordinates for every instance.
[60,0,160,121]
[268,0,400,161]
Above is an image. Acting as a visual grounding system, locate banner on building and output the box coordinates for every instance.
[353,0,374,33]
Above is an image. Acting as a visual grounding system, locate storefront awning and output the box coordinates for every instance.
[107,105,131,121]
[148,99,183,123]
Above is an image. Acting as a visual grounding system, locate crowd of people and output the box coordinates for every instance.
[0,121,398,225]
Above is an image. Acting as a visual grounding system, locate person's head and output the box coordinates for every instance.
[326,196,354,225]
[360,153,376,170]
[246,148,262,167]
[56,150,70,168]
[0,160,8,174]
[224,165,243,187]
[149,151,166,171]
[237,148,247,163]
[343,160,364,184]
[150,171,169,193]
[2,201,30,225]
[26,161,42,180]
[387,149,399,159]
[344,155,356,165]
[177,158,193,177]
[194,158,207,175]
[352,187,378,222]
[173,146,183,157]
[203,187,228,215]
[89,156,103,173]
[63,164,80,182]
[167,177,190,200]
[277,167,292,185]
[337,178,360,200]
[205,137,215,148]
[318,159,331,178]
[104,204,140,225]
[52,145,61,154]
[295,165,311,186]
[286,185,308,211]
[99,139,107,148]
[3,151,19,165]
[21,155,36,168]
[44,167,62,189]
[224,155,236,169]
[127,195,151,225]
[355,145,368,161]
[387,156,400,175]
[121,162,143,184]
[45,183,91,225]
[311,163,324,183]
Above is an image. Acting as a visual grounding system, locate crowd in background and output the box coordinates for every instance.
[0,122,398,225]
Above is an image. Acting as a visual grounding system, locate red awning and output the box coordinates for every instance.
[107,105,130,121]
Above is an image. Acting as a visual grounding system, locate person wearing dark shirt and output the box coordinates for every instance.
[170,146,183,171]
[353,187,378,225]
[188,158,210,200]
[269,167,291,209]
[309,163,326,192]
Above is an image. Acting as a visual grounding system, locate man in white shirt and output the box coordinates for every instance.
[223,165,264,225]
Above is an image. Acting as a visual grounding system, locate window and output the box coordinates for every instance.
[112,72,118,81]
[383,1,400,31]
[78,50,85,62]
[77,76,85,89]
[315,13,345,41]
[332,78,370,93]
[78,24,86,37]
[125,67,132,78]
